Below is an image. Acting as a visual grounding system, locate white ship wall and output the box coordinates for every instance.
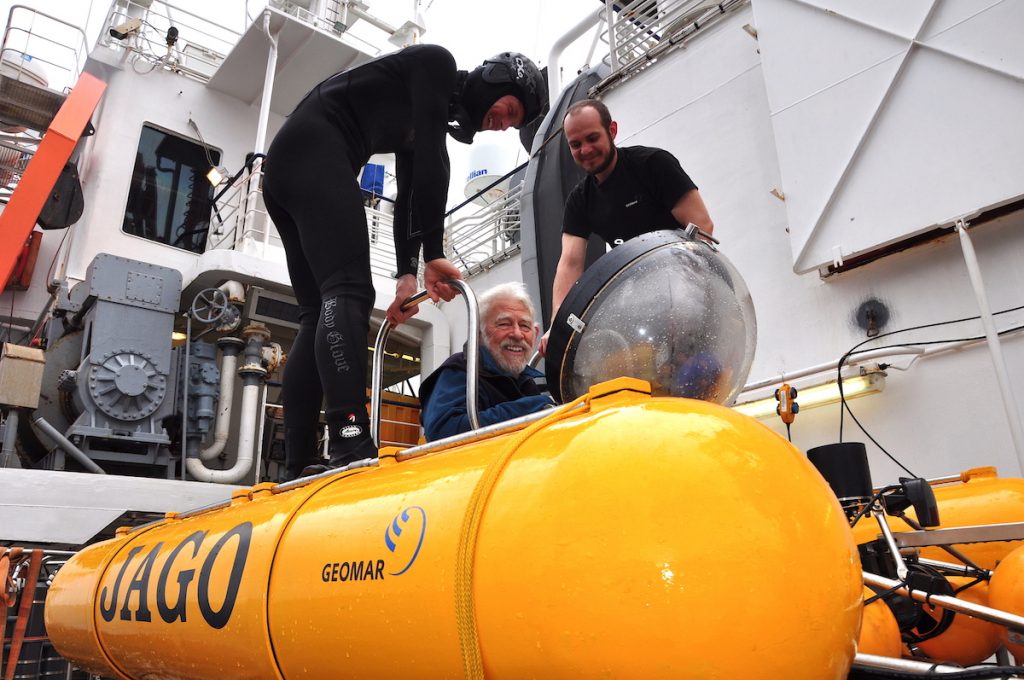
[60,46,286,287]
[591,4,1024,482]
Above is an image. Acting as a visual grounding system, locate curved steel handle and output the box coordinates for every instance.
[370,280,481,447]
[449,279,481,433]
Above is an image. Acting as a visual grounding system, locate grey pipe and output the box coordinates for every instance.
[957,220,1024,474]
[863,571,1024,632]
[1,409,18,467]
[853,652,970,674]
[874,509,909,581]
[915,556,990,579]
[370,321,389,448]
[31,415,105,474]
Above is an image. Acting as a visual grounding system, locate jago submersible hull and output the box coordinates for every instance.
[45,378,862,679]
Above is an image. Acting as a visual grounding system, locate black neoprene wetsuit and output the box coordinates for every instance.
[262,44,458,479]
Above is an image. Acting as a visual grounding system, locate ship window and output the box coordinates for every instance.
[122,124,221,253]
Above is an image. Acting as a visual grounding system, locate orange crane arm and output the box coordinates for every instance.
[0,72,106,289]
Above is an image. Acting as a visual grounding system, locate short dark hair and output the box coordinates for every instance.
[564,99,612,132]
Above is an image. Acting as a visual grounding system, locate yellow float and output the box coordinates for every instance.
[915,577,1002,666]
[858,587,903,658]
[989,543,1024,663]
[851,467,1024,569]
[46,378,862,679]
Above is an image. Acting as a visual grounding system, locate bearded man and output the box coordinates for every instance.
[419,282,554,441]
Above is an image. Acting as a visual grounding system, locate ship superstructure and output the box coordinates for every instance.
[4,1,1024,678]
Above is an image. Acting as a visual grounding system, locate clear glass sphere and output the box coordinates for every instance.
[566,241,756,405]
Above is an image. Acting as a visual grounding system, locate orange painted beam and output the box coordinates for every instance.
[0,72,106,289]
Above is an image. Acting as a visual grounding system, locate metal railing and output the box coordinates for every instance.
[204,162,403,279]
[0,133,35,198]
[100,0,242,82]
[445,183,523,277]
[206,164,280,254]
[268,0,385,56]
[1,5,90,93]
[592,0,747,94]
[0,6,91,198]
[205,160,524,282]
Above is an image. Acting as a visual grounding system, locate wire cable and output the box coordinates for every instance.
[836,303,1024,476]
[839,324,1024,476]
[187,118,219,170]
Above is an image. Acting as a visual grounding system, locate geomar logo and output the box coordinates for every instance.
[384,506,426,576]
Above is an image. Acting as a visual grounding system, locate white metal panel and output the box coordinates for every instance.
[592,4,1024,481]
[794,0,936,36]
[766,56,903,266]
[922,0,1024,76]
[0,469,240,544]
[66,51,285,288]
[756,0,920,112]
[753,0,1024,272]
[207,6,377,115]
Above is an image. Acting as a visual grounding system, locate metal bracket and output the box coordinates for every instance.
[890,521,1024,548]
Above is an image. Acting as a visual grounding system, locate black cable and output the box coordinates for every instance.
[444,160,528,217]
[785,421,791,442]
[848,487,899,529]
[187,118,219,170]
[862,580,907,607]
[838,303,1024,438]
[840,316,988,439]
[952,577,987,595]
[443,124,565,218]
[839,323,1024,476]
[836,303,1024,475]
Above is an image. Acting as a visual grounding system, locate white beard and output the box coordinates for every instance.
[488,340,530,376]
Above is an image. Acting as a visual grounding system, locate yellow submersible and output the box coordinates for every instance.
[46,377,863,680]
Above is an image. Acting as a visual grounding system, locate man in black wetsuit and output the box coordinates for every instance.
[263,45,546,480]
[540,99,713,354]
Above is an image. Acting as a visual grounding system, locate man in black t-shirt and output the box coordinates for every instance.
[540,99,714,354]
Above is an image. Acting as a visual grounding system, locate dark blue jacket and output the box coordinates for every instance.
[419,347,553,441]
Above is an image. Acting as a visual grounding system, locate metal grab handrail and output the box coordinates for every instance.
[370,280,481,447]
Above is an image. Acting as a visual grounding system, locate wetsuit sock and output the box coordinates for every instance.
[283,426,321,481]
[325,408,377,466]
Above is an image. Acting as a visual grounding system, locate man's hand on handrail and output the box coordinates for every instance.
[385,260,464,327]
[386,274,422,327]
[424,258,462,304]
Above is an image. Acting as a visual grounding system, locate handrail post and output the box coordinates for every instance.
[546,6,606,106]
[449,279,481,431]
[370,281,481,447]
